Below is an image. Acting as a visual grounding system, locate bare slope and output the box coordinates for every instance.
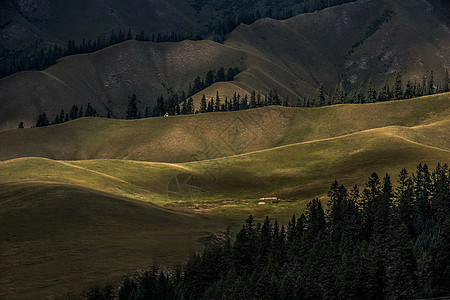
[226,0,450,89]
[0,93,449,162]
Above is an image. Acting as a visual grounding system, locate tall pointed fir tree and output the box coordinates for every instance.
[126,94,139,119]
[200,94,207,113]
[316,83,326,106]
[393,72,403,100]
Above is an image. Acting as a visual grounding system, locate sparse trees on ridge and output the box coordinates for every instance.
[30,69,449,128]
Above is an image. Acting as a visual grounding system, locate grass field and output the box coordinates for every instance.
[1,94,449,298]
[0,182,225,299]
[1,93,449,162]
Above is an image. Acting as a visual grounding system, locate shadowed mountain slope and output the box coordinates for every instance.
[0,0,449,130]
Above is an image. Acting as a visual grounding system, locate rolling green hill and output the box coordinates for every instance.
[2,118,449,207]
[1,0,449,130]
[1,93,449,162]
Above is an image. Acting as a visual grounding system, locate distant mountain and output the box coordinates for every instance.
[0,0,449,130]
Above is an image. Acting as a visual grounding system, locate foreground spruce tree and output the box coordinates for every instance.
[126,94,139,119]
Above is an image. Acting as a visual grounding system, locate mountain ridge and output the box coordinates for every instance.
[1,0,449,130]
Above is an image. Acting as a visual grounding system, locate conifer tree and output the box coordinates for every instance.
[240,95,248,109]
[427,71,435,95]
[443,69,449,93]
[78,106,84,118]
[59,109,65,123]
[200,94,207,113]
[386,222,418,299]
[215,91,221,111]
[427,217,450,296]
[126,94,138,119]
[356,83,365,103]
[393,72,403,100]
[378,81,390,101]
[365,79,377,103]
[187,97,194,114]
[250,90,257,108]
[404,80,415,99]
[36,112,49,127]
[69,105,78,120]
[316,83,325,106]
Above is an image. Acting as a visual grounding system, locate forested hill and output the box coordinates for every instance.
[86,163,450,299]
[0,0,449,130]
[0,0,355,78]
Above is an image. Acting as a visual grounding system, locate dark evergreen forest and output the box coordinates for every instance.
[83,163,450,299]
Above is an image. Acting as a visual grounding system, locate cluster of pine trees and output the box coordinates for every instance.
[304,70,449,107]
[1,30,135,78]
[141,88,288,119]
[84,163,450,299]
[187,67,240,97]
[34,103,98,128]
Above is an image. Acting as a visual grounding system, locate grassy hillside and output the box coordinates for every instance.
[0,181,224,299]
[1,95,449,298]
[1,117,448,228]
[1,0,449,130]
[1,93,449,162]
[3,119,448,201]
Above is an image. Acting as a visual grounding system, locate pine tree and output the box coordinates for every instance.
[404,80,414,99]
[200,95,207,113]
[59,109,65,123]
[205,70,215,86]
[69,105,78,120]
[85,102,96,117]
[365,79,377,103]
[240,95,248,109]
[53,114,60,125]
[316,83,325,106]
[356,83,365,103]
[216,67,225,82]
[187,97,194,114]
[78,106,84,118]
[36,112,49,127]
[393,72,403,100]
[386,222,418,299]
[378,81,390,102]
[214,91,221,111]
[126,94,138,119]
[427,71,435,95]
[395,168,415,235]
[443,69,449,93]
[250,90,257,108]
[427,217,450,296]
